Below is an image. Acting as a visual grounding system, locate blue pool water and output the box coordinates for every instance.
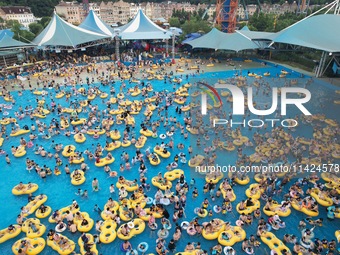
[0,63,339,255]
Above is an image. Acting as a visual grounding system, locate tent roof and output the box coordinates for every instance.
[0,34,34,50]
[0,50,19,56]
[182,33,202,44]
[0,29,14,40]
[186,28,225,49]
[79,10,114,37]
[118,9,172,40]
[237,30,275,41]
[33,12,109,48]
[240,26,250,31]
[271,14,340,53]
[218,32,259,52]
[186,28,258,52]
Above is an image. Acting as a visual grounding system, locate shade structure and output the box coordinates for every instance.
[186,28,258,52]
[240,26,250,31]
[270,14,340,53]
[236,30,274,41]
[236,29,275,49]
[218,32,259,52]
[0,34,34,50]
[0,29,14,40]
[79,10,114,37]
[33,12,109,48]
[186,28,225,50]
[182,33,202,44]
[118,9,172,40]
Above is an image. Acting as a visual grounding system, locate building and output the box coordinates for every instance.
[100,2,114,25]
[113,0,130,24]
[55,1,82,24]
[207,4,216,21]
[0,6,36,28]
[54,0,317,27]
[55,1,100,25]
[261,2,298,15]
[140,2,153,18]
[99,0,130,25]
[237,4,247,20]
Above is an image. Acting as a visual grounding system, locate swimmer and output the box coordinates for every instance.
[92,178,99,191]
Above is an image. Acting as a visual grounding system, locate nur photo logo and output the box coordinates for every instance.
[198,82,312,128]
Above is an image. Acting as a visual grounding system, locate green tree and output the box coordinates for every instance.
[29,22,43,36]
[169,17,181,27]
[39,16,51,28]
[181,16,211,35]
[7,20,35,42]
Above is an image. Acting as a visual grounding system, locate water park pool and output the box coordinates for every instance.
[0,61,339,255]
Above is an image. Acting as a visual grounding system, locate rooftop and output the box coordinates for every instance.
[0,6,32,14]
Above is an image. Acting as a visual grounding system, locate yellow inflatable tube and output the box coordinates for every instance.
[263,201,291,217]
[74,133,86,143]
[48,204,80,223]
[175,250,201,255]
[140,129,153,137]
[261,232,291,255]
[12,183,38,195]
[310,188,333,207]
[219,183,236,202]
[236,199,260,215]
[205,172,224,184]
[234,176,250,185]
[95,156,115,167]
[218,226,246,246]
[110,131,121,140]
[245,184,265,200]
[154,147,171,158]
[70,157,85,164]
[12,237,46,255]
[47,234,75,255]
[139,208,163,221]
[62,145,76,157]
[188,155,204,167]
[148,154,161,166]
[14,146,26,157]
[335,230,340,242]
[152,177,172,190]
[105,141,122,151]
[164,169,184,181]
[117,219,145,240]
[291,200,319,217]
[35,206,52,219]
[71,118,86,126]
[22,218,46,238]
[22,195,48,217]
[0,225,21,244]
[70,170,86,185]
[78,234,99,254]
[74,212,94,232]
[87,129,105,136]
[202,219,225,240]
[10,129,30,137]
[116,181,139,192]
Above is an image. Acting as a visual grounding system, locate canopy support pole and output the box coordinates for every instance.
[113,29,121,62]
[169,27,176,62]
[165,39,169,57]
[320,55,335,77]
[115,37,120,62]
[315,51,327,77]
[171,33,175,61]
[3,56,7,68]
[335,0,340,14]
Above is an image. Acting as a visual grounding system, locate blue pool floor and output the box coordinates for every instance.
[0,63,339,255]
